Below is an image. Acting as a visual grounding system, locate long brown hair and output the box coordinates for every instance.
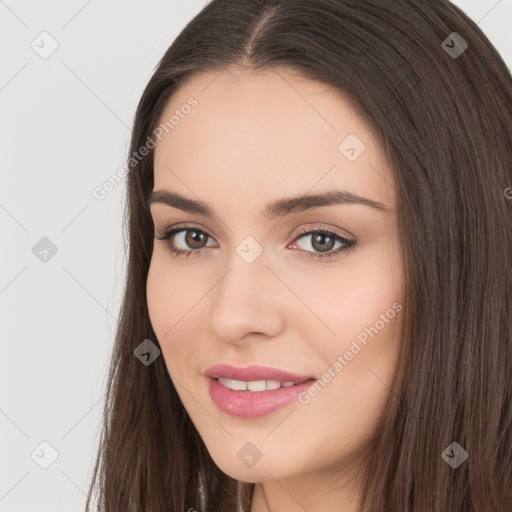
[85,1,512,510]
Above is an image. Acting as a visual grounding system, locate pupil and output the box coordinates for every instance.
[312,233,334,253]
[186,230,206,249]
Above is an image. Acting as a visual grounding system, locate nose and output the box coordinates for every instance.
[208,246,285,345]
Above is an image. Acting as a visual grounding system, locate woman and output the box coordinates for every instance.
[86,1,512,510]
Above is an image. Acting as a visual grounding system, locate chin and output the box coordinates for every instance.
[207,446,292,483]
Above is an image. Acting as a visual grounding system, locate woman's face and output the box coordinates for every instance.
[147,67,404,500]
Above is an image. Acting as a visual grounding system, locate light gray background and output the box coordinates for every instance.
[1,1,510,510]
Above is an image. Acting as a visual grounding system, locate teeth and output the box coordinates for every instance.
[265,380,281,390]
[222,378,247,391]
[217,377,297,392]
[247,380,266,392]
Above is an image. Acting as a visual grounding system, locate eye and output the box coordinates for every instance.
[154,223,356,261]
[288,225,356,261]
[155,224,217,258]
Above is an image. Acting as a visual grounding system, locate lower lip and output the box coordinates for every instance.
[207,377,316,418]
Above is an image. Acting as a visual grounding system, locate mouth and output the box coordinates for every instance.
[204,364,317,418]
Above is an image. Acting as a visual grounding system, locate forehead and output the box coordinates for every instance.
[152,67,394,211]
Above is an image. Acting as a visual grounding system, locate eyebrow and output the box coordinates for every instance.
[147,189,389,218]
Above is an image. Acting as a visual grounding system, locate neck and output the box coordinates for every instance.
[249,464,364,512]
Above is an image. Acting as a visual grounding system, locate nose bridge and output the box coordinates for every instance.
[208,236,284,342]
[214,235,270,311]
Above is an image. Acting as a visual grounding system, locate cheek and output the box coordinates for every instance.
[146,250,219,386]
[146,249,202,332]
[287,244,404,440]
[300,249,404,430]
[146,254,197,371]
[286,243,404,355]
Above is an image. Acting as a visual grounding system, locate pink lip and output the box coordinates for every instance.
[203,364,314,383]
[204,364,316,418]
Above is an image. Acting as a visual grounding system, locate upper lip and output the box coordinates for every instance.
[204,364,315,383]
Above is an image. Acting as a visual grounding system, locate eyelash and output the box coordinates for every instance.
[154,223,356,261]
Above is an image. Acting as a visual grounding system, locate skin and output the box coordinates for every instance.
[147,66,405,512]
